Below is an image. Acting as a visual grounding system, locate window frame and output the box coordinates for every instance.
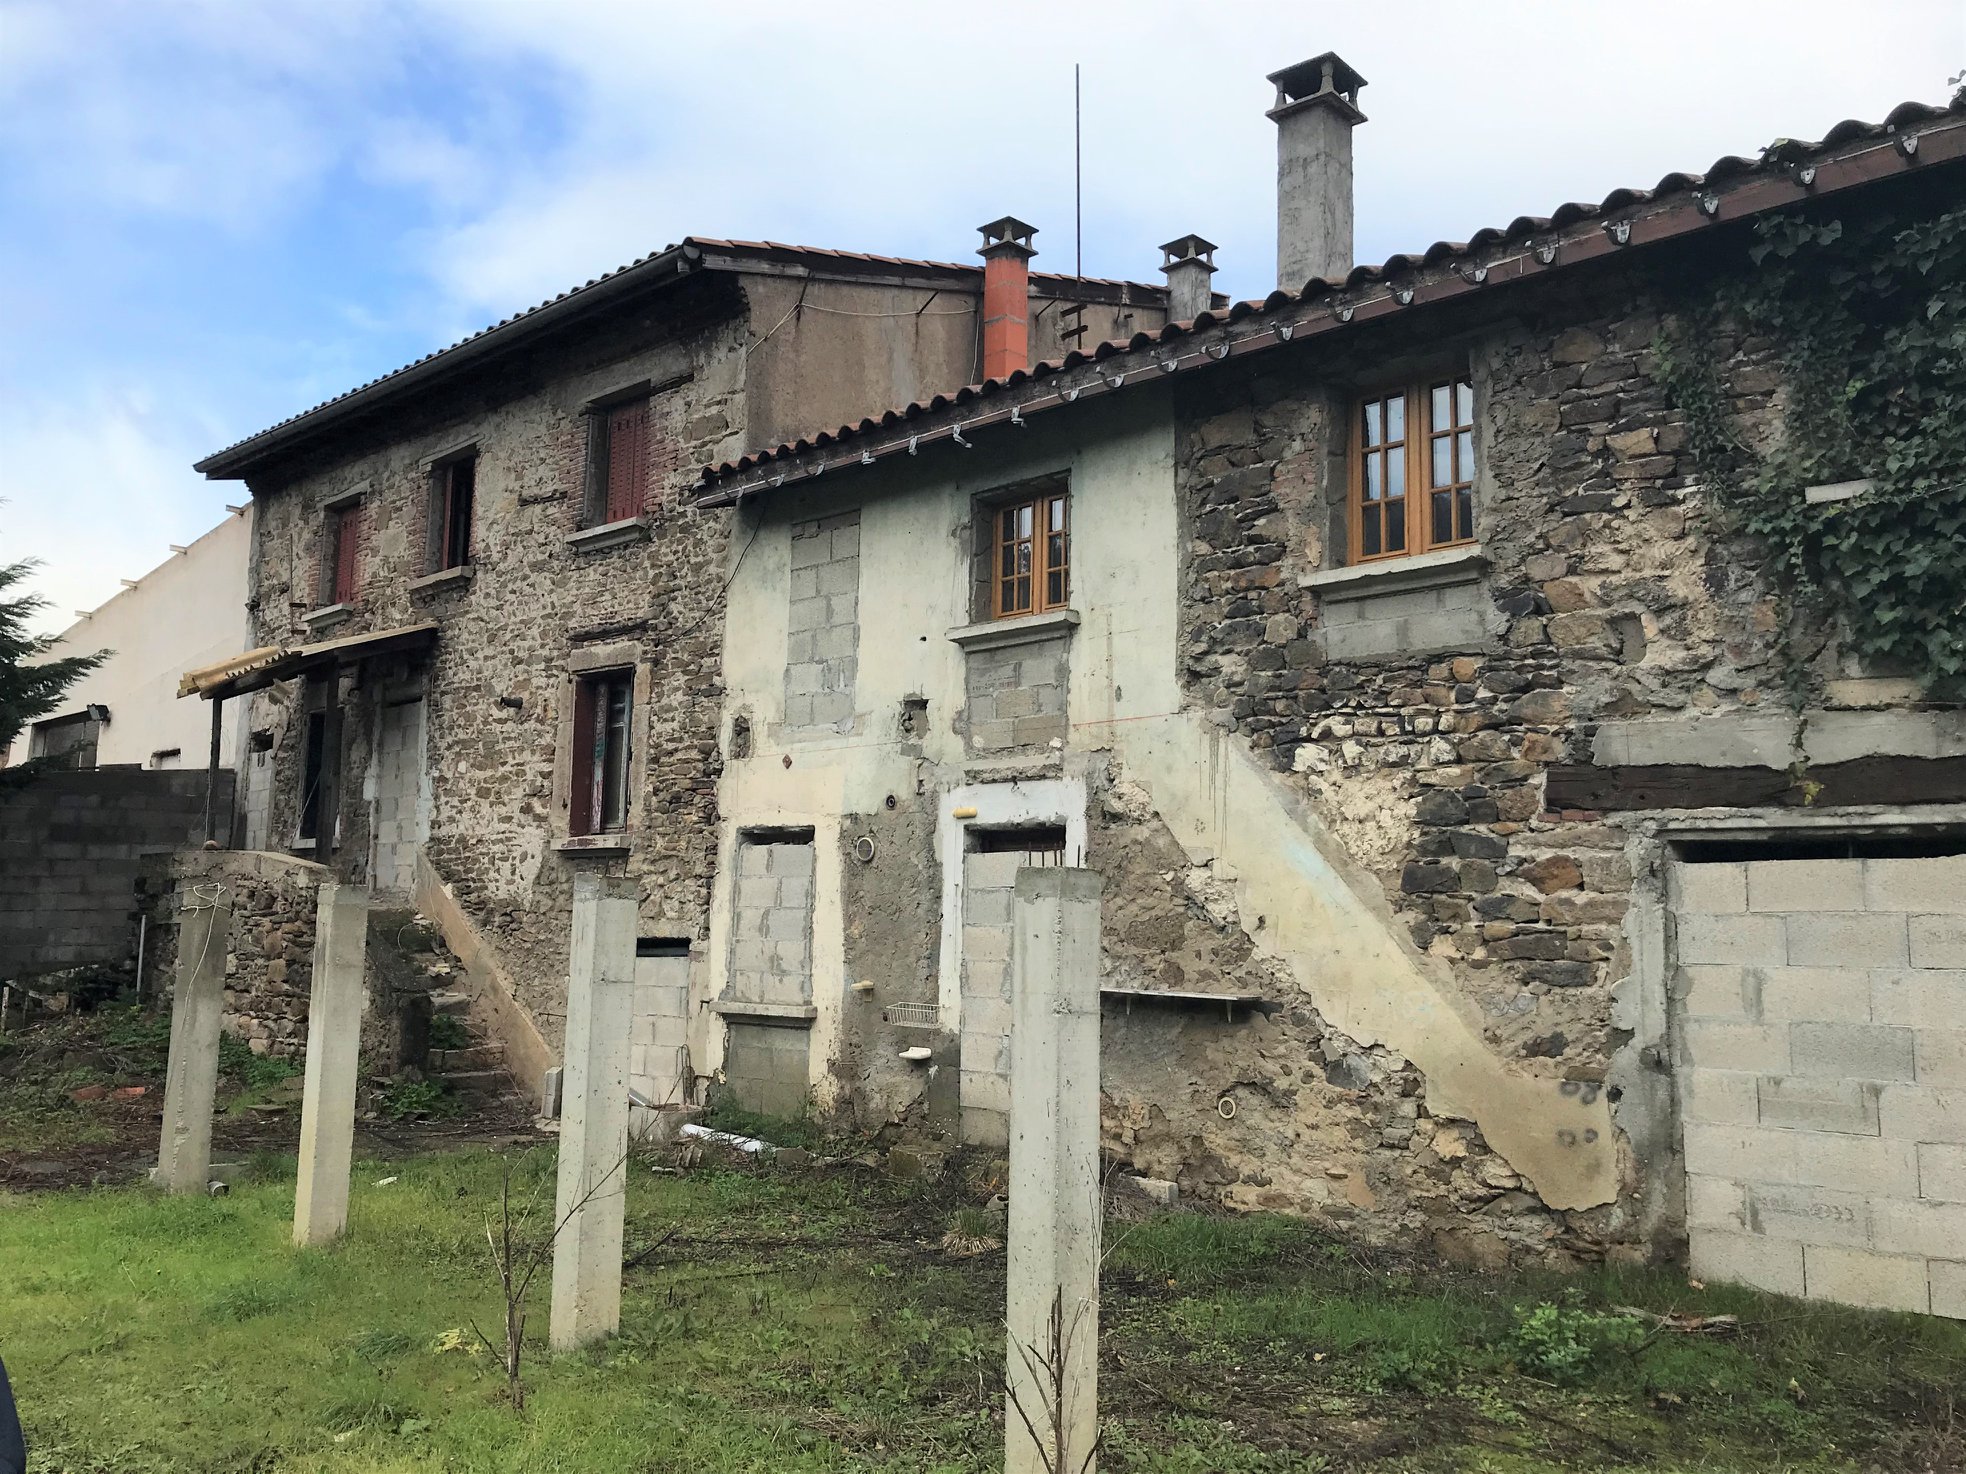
[1347,375,1478,565]
[985,483,1071,620]
[569,668,635,837]
[320,497,361,605]
[580,388,651,529]
[429,451,477,573]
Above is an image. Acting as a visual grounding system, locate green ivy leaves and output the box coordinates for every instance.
[1658,203,1966,698]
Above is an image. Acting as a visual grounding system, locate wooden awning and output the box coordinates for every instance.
[178,622,439,701]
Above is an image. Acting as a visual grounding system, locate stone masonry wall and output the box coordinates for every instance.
[1152,242,1897,1255]
[245,294,746,1041]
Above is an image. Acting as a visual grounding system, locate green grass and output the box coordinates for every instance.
[1,1149,1961,1472]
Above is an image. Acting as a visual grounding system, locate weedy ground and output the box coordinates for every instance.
[3,1133,1963,1474]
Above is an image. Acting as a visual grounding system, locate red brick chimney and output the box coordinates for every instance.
[977,216,1037,380]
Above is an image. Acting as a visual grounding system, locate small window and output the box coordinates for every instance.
[28,710,102,770]
[1350,377,1476,562]
[322,502,360,604]
[584,398,649,527]
[991,487,1070,619]
[570,670,634,836]
[431,454,476,571]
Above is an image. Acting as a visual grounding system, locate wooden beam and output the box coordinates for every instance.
[1546,756,1966,813]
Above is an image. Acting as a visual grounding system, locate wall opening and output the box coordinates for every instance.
[1677,833,1966,864]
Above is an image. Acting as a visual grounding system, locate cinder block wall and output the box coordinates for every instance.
[0,768,233,986]
[1676,854,1966,1318]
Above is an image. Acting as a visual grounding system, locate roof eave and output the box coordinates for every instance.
[694,106,1966,510]
[194,243,702,481]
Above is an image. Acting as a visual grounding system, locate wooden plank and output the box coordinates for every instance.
[1546,756,1966,812]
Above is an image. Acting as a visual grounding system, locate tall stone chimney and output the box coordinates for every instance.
[1159,234,1218,323]
[1267,53,1366,291]
[977,216,1037,380]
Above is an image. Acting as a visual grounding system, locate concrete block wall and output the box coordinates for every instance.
[784,512,860,732]
[1675,855,1966,1317]
[727,839,814,1006]
[0,768,232,986]
[630,949,691,1108]
[958,847,1021,1146]
[964,633,1070,752]
[1315,578,1498,663]
[721,1021,810,1119]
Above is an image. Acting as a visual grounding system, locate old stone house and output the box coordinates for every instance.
[188,235,1178,1088]
[689,59,1966,1314]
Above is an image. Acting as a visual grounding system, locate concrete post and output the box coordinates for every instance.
[294,883,370,1247]
[155,884,233,1193]
[1005,867,1102,1474]
[549,874,637,1351]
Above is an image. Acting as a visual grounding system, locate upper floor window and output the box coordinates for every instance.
[430,453,476,571]
[570,668,633,836]
[991,486,1070,619]
[583,397,649,528]
[321,500,360,605]
[1350,377,1476,562]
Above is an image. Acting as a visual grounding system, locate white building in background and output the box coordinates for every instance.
[9,507,252,772]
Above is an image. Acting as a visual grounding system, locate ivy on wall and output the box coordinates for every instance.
[1656,201,1966,700]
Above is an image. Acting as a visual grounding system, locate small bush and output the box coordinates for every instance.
[427,1013,470,1051]
[217,1034,301,1091]
[376,1078,461,1121]
[1508,1301,1647,1385]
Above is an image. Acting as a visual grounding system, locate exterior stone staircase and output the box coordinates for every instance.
[365,906,517,1103]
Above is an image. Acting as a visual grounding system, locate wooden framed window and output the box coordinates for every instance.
[322,502,360,604]
[431,454,476,571]
[991,487,1070,619]
[1349,376,1477,562]
[569,670,633,836]
[583,398,650,527]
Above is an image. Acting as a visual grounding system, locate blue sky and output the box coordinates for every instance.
[4,0,1961,635]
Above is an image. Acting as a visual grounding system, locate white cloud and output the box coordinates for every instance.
[0,384,234,638]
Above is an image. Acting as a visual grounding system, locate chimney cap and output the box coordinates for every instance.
[1267,52,1367,123]
[977,216,1038,259]
[1160,234,1219,271]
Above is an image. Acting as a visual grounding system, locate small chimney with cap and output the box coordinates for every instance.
[1267,52,1366,292]
[1159,234,1218,323]
[977,216,1037,381]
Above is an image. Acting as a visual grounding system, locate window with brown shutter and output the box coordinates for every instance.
[1349,376,1478,563]
[322,502,360,604]
[596,400,649,525]
[569,669,633,836]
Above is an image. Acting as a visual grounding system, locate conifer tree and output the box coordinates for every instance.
[0,558,108,772]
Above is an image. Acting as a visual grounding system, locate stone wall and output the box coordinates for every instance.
[0,767,231,990]
[243,292,747,1042]
[136,849,327,1058]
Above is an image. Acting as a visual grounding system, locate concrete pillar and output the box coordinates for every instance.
[549,874,637,1351]
[1005,867,1102,1474]
[294,883,370,1247]
[155,885,233,1193]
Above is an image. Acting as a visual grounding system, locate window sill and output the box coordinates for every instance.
[555,833,632,855]
[1298,545,1488,602]
[301,603,353,633]
[565,518,649,554]
[710,999,817,1027]
[945,608,1081,652]
[408,565,474,596]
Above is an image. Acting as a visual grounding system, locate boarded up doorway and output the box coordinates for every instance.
[959,824,1066,1146]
